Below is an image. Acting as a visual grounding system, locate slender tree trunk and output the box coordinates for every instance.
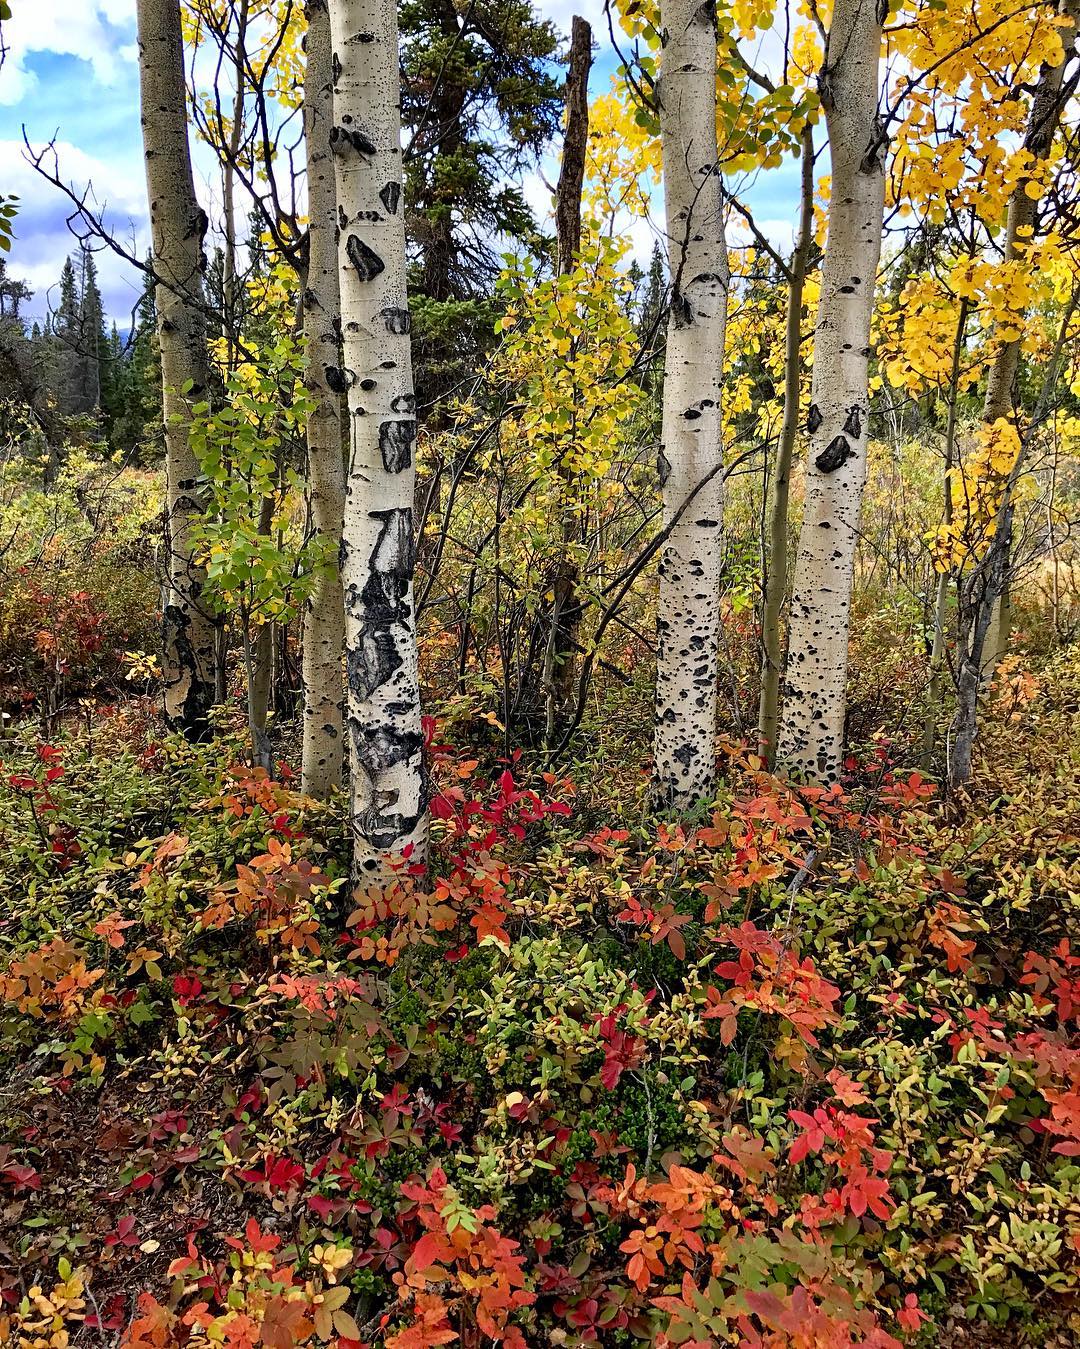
[545,14,592,741]
[137,0,217,739]
[981,2,1079,431]
[300,0,346,798]
[949,0,1079,780]
[948,286,1080,790]
[222,0,250,373]
[555,17,592,278]
[652,0,729,809]
[245,620,274,771]
[757,127,815,767]
[922,297,968,768]
[244,493,275,769]
[329,0,428,870]
[777,0,886,780]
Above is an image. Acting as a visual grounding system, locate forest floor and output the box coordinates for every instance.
[0,647,1079,1347]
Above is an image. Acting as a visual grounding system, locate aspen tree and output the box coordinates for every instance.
[757,127,815,768]
[777,0,886,781]
[136,0,217,739]
[653,0,729,809]
[328,0,427,869]
[300,0,346,798]
[950,0,1080,788]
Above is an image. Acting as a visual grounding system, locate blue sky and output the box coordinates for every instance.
[0,0,801,326]
[1,2,151,326]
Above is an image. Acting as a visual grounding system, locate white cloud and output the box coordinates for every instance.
[0,137,148,322]
[542,0,612,37]
[0,0,137,105]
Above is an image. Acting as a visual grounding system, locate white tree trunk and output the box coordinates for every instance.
[301,0,346,798]
[136,0,217,738]
[328,0,427,869]
[653,0,729,809]
[777,0,885,780]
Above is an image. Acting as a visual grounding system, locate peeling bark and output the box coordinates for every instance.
[329,0,427,871]
[301,0,347,799]
[777,0,886,781]
[653,0,729,808]
[136,0,217,740]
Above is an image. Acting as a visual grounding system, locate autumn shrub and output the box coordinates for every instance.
[0,457,160,712]
[1,657,1079,1345]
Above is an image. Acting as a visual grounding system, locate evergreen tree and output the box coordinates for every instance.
[109,264,162,457]
[52,256,83,415]
[399,0,563,413]
[78,247,108,415]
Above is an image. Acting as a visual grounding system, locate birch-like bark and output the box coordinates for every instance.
[653,0,729,809]
[757,127,815,767]
[777,0,886,780]
[329,0,427,869]
[301,0,346,798]
[137,0,217,739]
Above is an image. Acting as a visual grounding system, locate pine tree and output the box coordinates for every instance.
[52,257,83,416]
[78,247,108,417]
[400,0,563,411]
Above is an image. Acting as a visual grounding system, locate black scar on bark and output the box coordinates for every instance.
[683,407,701,420]
[657,447,671,487]
[360,378,377,391]
[379,181,401,215]
[346,508,414,701]
[381,307,411,335]
[379,419,416,474]
[162,602,213,742]
[331,52,342,83]
[843,406,862,439]
[352,790,426,854]
[391,394,415,414]
[806,403,822,435]
[352,722,423,779]
[330,126,376,157]
[324,365,347,394]
[338,206,348,231]
[815,436,856,474]
[346,235,384,282]
[671,292,694,329]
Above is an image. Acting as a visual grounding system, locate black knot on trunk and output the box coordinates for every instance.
[814,436,856,474]
[346,234,384,282]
